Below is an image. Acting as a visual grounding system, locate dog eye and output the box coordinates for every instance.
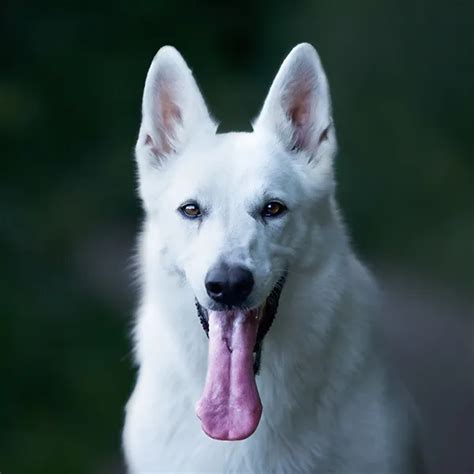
[261,201,287,218]
[179,202,202,219]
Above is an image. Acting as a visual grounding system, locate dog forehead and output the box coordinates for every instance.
[184,131,292,182]
[164,131,304,207]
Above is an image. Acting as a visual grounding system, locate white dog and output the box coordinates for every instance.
[123,43,424,473]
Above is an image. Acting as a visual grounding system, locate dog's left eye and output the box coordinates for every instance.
[261,201,287,218]
[179,202,202,219]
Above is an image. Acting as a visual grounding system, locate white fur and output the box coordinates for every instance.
[123,43,422,473]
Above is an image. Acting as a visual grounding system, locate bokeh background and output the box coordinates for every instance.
[1,1,472,473]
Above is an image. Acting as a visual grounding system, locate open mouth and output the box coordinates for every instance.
[194,273,287,441]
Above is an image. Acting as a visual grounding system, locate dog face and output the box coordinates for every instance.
[135,44,337,313]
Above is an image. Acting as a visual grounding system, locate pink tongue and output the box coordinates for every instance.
[196,309,262,441]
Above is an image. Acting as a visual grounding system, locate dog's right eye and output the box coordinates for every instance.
[179,202,202,219]
[261,200,287,218]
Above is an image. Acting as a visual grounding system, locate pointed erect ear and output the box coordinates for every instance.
[137,46,216,160]
[254,43,334,159]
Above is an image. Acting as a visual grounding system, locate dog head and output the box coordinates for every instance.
[135,43,337,311]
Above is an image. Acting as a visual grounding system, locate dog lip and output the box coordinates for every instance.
[194,301,263,330]
[200,302,265,314]
[198,299,262,312]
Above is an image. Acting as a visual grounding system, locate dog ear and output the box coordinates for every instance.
[254,43,334,160]
[137,46,216,161]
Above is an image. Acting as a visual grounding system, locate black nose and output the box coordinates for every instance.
[205,264,254,307]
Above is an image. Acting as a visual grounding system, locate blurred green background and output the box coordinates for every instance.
[1,0,472,473]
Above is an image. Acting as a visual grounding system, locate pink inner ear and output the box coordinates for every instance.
[148,82,182,157]
[161,88,182,133]
[287,87,312,150]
